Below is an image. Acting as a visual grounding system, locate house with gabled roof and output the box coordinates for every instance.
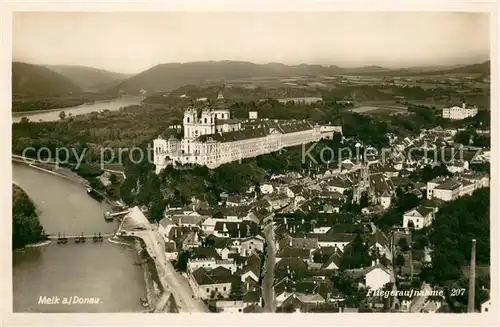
[279,292,326,313]
[324,177,351,194]
[264,193,291,210]
[190,267,240,300]
[275,257,309,280]
[176,230,202,250]
[314,232,356,252]
[403,206,435,230]
[239,235,265,257]
[311,246,342,270]
[369,231,393,261]
[213,220,259,238]
[170,215,206,227]
[285,185,304,198]
[276,247,311,263]
[226,194,247,207]
[346,262,392,290]
[427,178,462,201]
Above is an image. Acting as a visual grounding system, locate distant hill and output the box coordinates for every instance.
[436,60,490,75]
[107,60,490,94]
[12,62,81,95]
[45,65,131,91]
[363,61,491,77]
[106,61,356,94]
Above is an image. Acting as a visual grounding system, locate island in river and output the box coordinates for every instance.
[12,184,45,250]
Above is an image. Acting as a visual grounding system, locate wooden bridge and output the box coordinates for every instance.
[46,232,114,243]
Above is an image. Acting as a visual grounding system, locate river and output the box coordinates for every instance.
[12,162,146,312]
[11,96,143,123]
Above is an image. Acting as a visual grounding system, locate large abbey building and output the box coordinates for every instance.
[153,92,342,174]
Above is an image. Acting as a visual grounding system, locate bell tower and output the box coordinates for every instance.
[183,107,197,139]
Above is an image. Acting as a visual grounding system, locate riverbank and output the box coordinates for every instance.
[115,216,165,312]
[135,239,162,312]
[12,157,125,208]
[12,94,121,115]
[25,240,52,248]
[12,156,89,186]
[13,240,53,252]
[12,95,143,123]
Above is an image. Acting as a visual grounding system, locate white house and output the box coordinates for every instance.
[239,235,265,256]
[187,258,238,274]
[447,160,469,174]
[459,179,476,197]
[364,264,392,290]
[324,178,350,194]
[427,179,462,201]
[403,206,435,230]
[260,184,274,194]
[190,267,238,300]
[442,103,478,120]
[481,298,492,313]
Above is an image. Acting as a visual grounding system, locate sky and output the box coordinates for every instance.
[13,12,490,74]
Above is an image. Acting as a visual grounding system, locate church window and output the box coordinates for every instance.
[187,117,190,123]
[204,118,207,124]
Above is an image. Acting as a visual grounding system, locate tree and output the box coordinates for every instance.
[339,234,372,270]
[359,191,369,208]
[423,188,489,292]
[331,271,367,308]
[59,111,66,120]
[396,193,420,212]
[229,281,244,300]
[454,130,472,145]
[12,184,45,249]
[174,250,191,272]
[109,173,118,185]
[395,253,405,268]
[20,117,30,124]
[397,237,410,252]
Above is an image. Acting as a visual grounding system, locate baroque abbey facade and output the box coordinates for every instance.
[153,93,342,174]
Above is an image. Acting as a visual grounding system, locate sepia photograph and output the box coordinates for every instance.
[5,4,497,324]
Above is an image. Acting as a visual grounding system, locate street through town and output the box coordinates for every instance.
[262,223,277,312]
[119,210,207,313]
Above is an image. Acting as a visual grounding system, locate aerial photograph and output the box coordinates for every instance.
[11,11,491,314]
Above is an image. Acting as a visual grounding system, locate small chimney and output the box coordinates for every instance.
[371,260,376,267]
[462,103,466,109]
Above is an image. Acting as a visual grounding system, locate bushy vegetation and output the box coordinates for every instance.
[12,184,45,249]
[419,188,490,312]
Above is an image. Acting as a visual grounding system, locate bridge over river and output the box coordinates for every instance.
[46,233,114,240]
